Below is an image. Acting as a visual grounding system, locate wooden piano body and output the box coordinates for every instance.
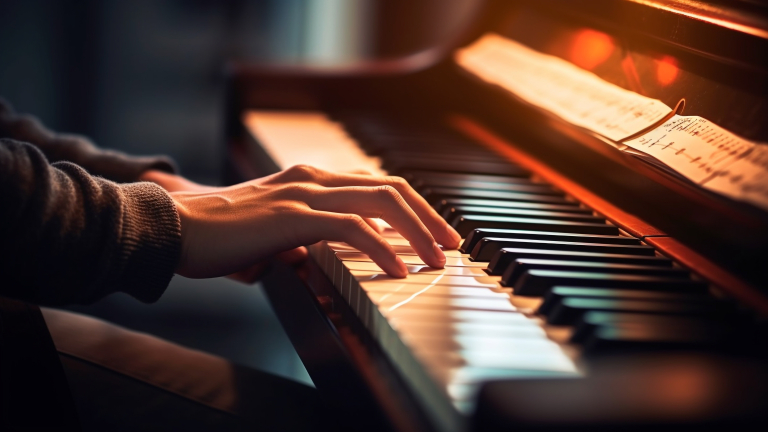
[222,1,768,431]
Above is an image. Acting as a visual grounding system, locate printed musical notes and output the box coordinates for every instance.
[624,115,768,211]
[455,33,673,141]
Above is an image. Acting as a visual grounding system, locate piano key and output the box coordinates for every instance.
[538,287,709,316]
[570,311,724,344]
[329,242,465,257]
[470,238,655,261]
[354,273,500,289]
[403,332,563,354]
[403,171,541,186]
[581,322,726,356]
[460,228,640,253]
[416,181,559,196]
[344,261,490,277]
[514,270,708,297]
[415,347,577,372]
[445,206,605,225]
[336,252,488,267]
[363,285,508,300]
[421,187,571,205]
[547,297,718,325]
[389,320,546,338]
[453,215,620,237]
[502,260,690,287]
[373,295,516,313]
[383,308,531,325]
[487,248,672,275]
[383,152,506,164]
[439,199,590,219]
[386,158,530,177]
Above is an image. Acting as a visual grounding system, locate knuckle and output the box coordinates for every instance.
[377,185,405,205]
[386,176,408,189]
[340,214,367,231]
[285,164,317,181]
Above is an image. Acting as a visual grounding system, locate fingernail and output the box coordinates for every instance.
[395,256,409,277]
[432,242,446,266]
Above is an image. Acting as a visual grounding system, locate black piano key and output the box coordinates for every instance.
[514,270,707,297]
[460,228,639,254]
[439,199,589,219]
[470,238,655,261]
[487,249,672,275]
[404,171,540,186]
[420,184,560,199]
[453,215,619,237]
[571,311,721,344]
[538,287,708,317]
[502,259,689,287]
[387,158,530,177]
[421,187,571,206]
[445,206,604,226]
[547,297,717,326]
[382,151,502,164]
[582,322,727,356]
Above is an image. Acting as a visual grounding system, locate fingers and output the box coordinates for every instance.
[276,247,309,264]
[305,186,446,268]
[276,166,461,249]
[302,211,408,278]
[364,218,384,233]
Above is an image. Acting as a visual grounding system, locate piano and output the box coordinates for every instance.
[223,1,768,431]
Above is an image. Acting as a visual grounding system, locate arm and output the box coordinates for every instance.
[1,141,459,305]
[0,139,181,305]
[0,98,176,183]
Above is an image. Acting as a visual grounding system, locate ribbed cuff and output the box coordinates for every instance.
[114,182,182,303]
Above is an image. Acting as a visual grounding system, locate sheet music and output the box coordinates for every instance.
[455,33,672,142]
[624,115,768,211]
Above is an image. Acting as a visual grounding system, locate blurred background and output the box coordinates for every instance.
[0,0,481,385]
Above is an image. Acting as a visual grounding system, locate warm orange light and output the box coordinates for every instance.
[655,55,679,86]
[569,29,615,70]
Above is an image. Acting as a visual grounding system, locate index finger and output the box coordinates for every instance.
[300,170,462,248]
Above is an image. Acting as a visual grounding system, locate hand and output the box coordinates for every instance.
[170,165,461,279]
[139,169,216,193]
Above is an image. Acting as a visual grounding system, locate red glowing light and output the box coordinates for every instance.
[569,29,615,70]
[656,55,679,86]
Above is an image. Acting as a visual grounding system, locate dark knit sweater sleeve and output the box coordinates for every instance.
[0,98,177,183]
[0,139,181,305]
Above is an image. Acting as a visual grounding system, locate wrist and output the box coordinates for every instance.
[140,170,212,193]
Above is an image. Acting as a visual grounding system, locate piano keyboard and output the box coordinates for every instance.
[244,111,746,432]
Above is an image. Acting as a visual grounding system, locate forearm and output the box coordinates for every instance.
[0,139,181,305]
[0,98,177,183]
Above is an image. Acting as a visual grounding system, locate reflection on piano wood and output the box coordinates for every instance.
[225,1,768,430]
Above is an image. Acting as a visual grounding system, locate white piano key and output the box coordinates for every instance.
[243,111,385,174]
[353,272,501,289]
[384,308,532,325]
[433,365,581,386]
[390,320,546,338]
[345,261,490,277]
[337,252,487,268]
[416,349,577,373]
[405,333,564,355]
[375,295,516,313]
[363,284,509,299]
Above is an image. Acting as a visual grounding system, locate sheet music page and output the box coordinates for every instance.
[624,115,768,211]
[455,33,673,142]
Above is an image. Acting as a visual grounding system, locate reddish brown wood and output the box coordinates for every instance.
[645,236,768,317]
